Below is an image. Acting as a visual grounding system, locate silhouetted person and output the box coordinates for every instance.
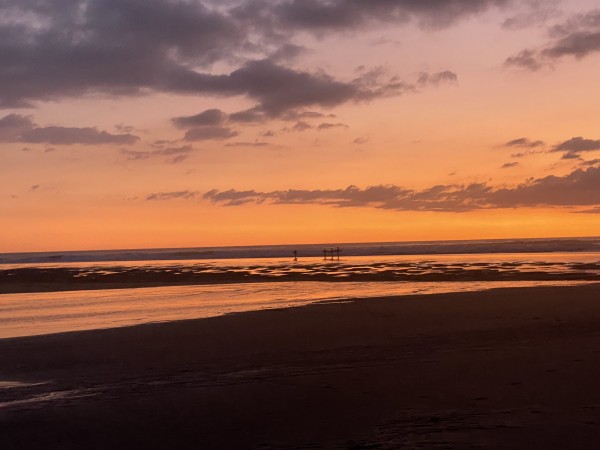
[293,249,298,261]
[330,248,334,261]
[336,246,341,260]
[322,248,327,260]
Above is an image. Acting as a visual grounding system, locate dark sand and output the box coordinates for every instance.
[2,284,600,449]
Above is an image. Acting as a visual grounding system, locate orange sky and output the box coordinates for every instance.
[1,0,600,252]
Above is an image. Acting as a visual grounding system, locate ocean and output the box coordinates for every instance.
[2,236,600,264]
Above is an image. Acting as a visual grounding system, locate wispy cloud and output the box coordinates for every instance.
[184,126,238,142]
[503,137,545,148]
[550,137,600,160]
[0,114,138,145]
[501,2,561,30]
[553,137,600,152]
[146,164,600,212]
[146,191,199,201]
[506,9,600,70]
[168,62,455,132]
[224,142,271,147]
[121,145,195,164]
[416,71,458,87]
[172,109,228,128]
[318,122,349,130]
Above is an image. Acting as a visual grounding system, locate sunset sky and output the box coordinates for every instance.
[1,0,600,252]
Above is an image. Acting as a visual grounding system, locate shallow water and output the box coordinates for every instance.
[3,252,600,287]
[0,280,596,339]
[2,251,600,339]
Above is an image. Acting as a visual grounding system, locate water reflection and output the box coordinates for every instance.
[2,252,600,287]
[0,280,597,339]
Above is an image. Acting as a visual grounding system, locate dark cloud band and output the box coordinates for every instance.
[0,0,480,109]
[146,164,600,212]
[0,114,138,145]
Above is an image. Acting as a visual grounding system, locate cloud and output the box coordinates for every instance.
[505,49,545,71]
[549,137,600,160]
[167,155,189,164]
[202,184,488,211]
[121,145,195,164]
[501,2,560,30]
[553,137,600,153]
[172,109,228,128]
[115,124,135,133]
[506,9,600,70]
[147,188,262,206]
[561,152,582,160]
[0,114,138,145]
[222,60,412,117]
[281,110,336,121]
[501,162,519,168]
[503,137,545,148]
[171,60,457,129]
[0,1,472,109]
[184,126,238,141]
[225,141,270,147]
[577,206,600,214]
[267,43,308,62]
[318,122,349,130]
[235,0,511,34]
[195,164,600,212]
[165,59,425,129]
[542,31,600,60]
[0,0,247,107]
[171,108,236,143]
[416,71,458,87]
[229,108,268,124]
[146,190,199,201]
[489,166,600,208]
[22,127,138,145]
[284,121,312,132]
[580,158,600,167]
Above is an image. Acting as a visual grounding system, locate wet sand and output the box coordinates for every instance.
[2,255,600,294]
[2,284,600,448]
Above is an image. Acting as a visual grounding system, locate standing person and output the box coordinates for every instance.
[322,248,327,260]
[336,246,341,260]
[293,249,298,261]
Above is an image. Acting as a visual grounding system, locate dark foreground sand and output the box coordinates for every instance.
[2,284,600,449]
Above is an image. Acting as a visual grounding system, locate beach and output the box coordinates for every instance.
[4,0,600,447]
[3,283,600,449]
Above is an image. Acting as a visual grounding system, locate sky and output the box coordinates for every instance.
[1,0,600,252]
